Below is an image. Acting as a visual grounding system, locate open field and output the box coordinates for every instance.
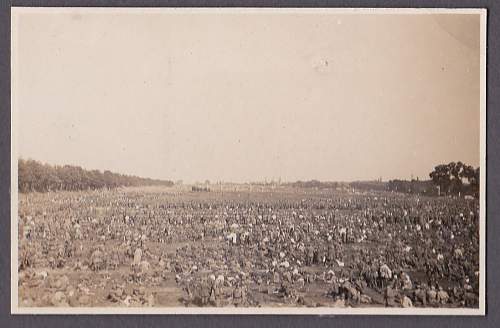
[17,186,479,308]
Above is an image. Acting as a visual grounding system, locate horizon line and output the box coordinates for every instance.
[16,157,474,185]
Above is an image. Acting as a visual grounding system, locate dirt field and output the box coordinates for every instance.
[17,186,479,308]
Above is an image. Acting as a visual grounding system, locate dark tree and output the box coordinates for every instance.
[429,162,479,197]
[18,158,174,193]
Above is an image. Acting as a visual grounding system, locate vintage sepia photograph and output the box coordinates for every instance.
[11,7,486,315]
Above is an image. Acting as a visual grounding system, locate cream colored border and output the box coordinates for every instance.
[10,7,487,315]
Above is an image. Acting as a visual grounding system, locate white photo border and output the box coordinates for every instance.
[10,6,487,315]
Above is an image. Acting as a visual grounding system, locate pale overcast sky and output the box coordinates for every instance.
[13,9,482,183]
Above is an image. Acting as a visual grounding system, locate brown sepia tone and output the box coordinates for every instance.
[11,8,485,314]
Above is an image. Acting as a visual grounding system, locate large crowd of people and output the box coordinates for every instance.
[17,186,480,308]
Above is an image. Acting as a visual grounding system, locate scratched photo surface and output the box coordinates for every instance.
[11,8,485,314]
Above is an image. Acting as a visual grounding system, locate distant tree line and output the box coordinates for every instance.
[18,159,174,193]
[387,179,437,196]
[387,162,480,198]
[289,180,340,189]
[349,180,387,192]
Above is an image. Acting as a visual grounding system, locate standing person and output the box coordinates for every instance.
[199,278,211,306]
[233,281,246,307]
[211,276,224,307]
[384,282,396,307]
